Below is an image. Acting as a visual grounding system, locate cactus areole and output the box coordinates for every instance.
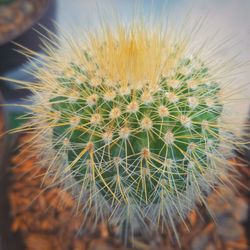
[15,19,242,235]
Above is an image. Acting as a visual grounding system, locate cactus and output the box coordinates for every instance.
[10,19,247,238]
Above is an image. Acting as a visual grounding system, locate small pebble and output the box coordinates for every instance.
[25,233,54,250]
[191,234,209,250]
[216,217,244,241]
[233,197,249,222]
[88,240,116,250]
[205,243,216,250]
[73,240,86,250]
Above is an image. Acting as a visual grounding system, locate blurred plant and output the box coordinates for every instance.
[6,15,249,240]
[0,0,14,5]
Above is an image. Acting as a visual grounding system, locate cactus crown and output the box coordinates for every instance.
[12,19,244,237]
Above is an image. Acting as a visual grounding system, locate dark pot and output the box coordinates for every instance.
[0,0,57,74]
[0,94,24,250]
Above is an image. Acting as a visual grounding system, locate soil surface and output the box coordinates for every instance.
[6,134,250,250]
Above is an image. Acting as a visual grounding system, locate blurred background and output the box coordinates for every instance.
[0,1,249,250]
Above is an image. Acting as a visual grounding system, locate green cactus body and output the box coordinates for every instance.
[51,57,222,206]
[13,19,244,236]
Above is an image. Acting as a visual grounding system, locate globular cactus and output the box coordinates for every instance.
[12,19,247,238]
